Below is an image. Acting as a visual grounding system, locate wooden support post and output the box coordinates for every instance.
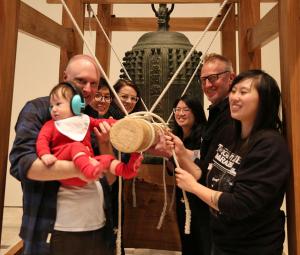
[221,3,237,72]
[0,0,20,245]
[95,4,113,75]
[247,4,278,52]
[278,0,300,254]
[237,0,261,71]
[59,0,85,80]
[19,2,74,50]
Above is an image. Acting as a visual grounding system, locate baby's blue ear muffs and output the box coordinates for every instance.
[60,81,86,115]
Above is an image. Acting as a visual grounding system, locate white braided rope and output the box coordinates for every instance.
[127,111,192,233]
[156,159,168,230]
[172,151,191,234]
[116,159,122,255]
[87,3,132,80]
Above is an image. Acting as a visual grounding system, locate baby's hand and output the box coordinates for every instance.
[41,154,57,166]
[129,153,143,172]
[89,157,105,179]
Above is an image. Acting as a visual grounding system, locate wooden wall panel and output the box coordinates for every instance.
[47,0,277,4]
[19,2,73,50]
[221,3,237,72]
[95,4,113,75]
[59,0,85,80]
[278,0,300,254]
[247,4,278,52]
[0,0,19,245]
[237,0,261,71]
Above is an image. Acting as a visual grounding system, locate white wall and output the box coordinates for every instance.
[5,1,280,207]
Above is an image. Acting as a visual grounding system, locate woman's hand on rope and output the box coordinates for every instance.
[175,167,198,193]
[94,121,112,144]
[94,121,115,155]
[165,133,188,157]
[146,129,173,158]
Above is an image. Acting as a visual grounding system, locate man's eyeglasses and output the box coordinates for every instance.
[200,71,230,84]
[118,94,139,103]
[94,94,112,103]
[173,108,191,114]
[73,78,98,89]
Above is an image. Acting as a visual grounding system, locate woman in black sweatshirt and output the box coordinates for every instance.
[168,95,209,255]
[172,69,290,255]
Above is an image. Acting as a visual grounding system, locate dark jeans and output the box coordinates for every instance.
[50,227,113,255]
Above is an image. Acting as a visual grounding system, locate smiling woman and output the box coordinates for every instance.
[168,94,209,255]
[107,78,144,119]
[229,78,259,138]
[173,70,290,255]
[90,78,113,117]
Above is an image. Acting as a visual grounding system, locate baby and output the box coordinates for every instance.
[36,82,142,186]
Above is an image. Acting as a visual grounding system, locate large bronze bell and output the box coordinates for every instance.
[120,4,203,121]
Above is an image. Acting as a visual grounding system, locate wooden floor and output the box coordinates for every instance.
[0,207,288,255]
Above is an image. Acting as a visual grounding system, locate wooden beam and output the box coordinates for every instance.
[49,0,235,3]
[0,0,19,246]
[19,1,74,50]
[278,0,300,254]
[85,17,227,31]
[237,0,261,71]
[95,4,113,74]
[47,0,277,4]
[247,4,278,52]
[221,4,237,72]
[59,0,85,80]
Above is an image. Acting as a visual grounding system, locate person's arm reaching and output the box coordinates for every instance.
[167,133,202,180]
[175,167,221,211]
[94,121,114,155]
[27,159,89,181]
[95,153,143,180]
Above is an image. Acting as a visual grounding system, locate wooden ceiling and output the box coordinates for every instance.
[47,0,277,3]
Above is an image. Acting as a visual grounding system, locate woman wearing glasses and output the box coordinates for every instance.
[106,78,143,255]
[168,95,210,255]
[90,78,113,117]
[108,78,143,119]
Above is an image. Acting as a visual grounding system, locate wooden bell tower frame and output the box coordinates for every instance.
[0,0,299,254]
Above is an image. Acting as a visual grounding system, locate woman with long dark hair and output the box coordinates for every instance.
[171,70,290,255]
[107,78,143,255]
[169,95,210,255]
